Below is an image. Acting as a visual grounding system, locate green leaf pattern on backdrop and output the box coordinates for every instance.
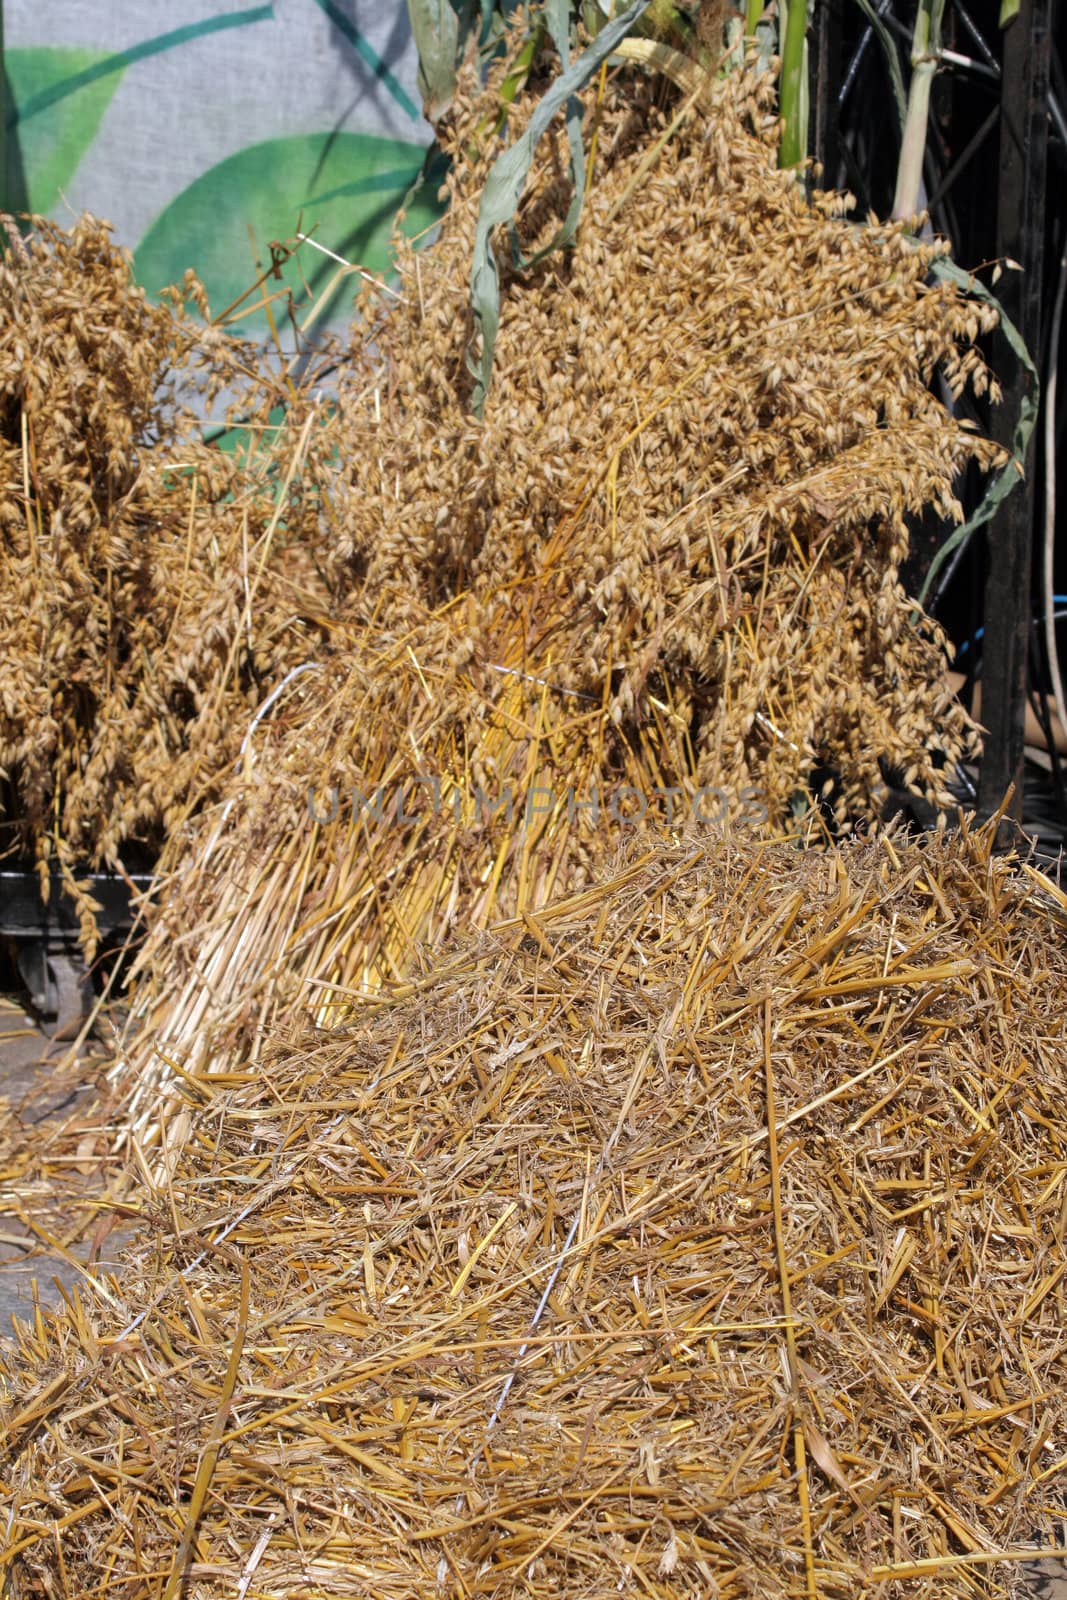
[5,6,434,332]
[5,48,127,214]
[134,134,441,325]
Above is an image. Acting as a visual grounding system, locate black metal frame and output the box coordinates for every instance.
[811,0,1065,834]
[1,868,152,1034]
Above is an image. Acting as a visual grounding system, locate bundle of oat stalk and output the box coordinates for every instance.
[0,215,341,951]
[112,59,1005,1122]
[4,825,1067,1597]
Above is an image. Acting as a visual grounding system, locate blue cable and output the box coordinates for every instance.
[957,599,1067,659]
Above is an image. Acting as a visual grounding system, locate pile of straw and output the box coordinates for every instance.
[0,215,340,950]
[3,824,1066,1597]
[112,60,1006,1109]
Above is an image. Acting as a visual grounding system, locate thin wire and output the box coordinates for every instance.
[939,48,1000,80]
[486,663,598,701]
[482,1209,583,1437]
[1049,91,1067,154]
[948,0,998,69]
[294,232,408,303]
[1042,237,1067,750]
[837,0,897,110]
[956,606,1067,658]
[237,663,322,761]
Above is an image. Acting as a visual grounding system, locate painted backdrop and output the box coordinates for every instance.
[3,1,438,328]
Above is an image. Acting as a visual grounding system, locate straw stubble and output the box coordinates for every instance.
[2,825,1066,1596]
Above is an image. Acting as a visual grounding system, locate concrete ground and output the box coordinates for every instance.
[0,984,1064,1594]
[0,989,124,1328]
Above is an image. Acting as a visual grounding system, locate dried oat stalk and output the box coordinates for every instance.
[107,61,1008,1100]
[0,216,338,951]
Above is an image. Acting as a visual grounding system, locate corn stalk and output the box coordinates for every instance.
[777,0,809,168]
[892,0,947,219]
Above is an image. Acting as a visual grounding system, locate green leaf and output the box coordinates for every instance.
[850,0,908,133]
[918,257,1040,606]
[4,47,127,214]
[999,0,1021,23]
[407,0,461,121]
[6,13,276,215]
[134,132,440,330]
[468,0,652,416]
[507,0,585,271]
[777,0,810,169]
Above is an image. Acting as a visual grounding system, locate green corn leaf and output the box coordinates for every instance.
[777,0,810,168]
[467,0,652,416]
[918,257,1039,606]
[851,0,908,133]
[407,0,461,121]
[508,0,583,272]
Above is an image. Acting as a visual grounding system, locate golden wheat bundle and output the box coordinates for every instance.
[324,60,1003,815]
[112,593,700,1141]
[106,58,1008,1120]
